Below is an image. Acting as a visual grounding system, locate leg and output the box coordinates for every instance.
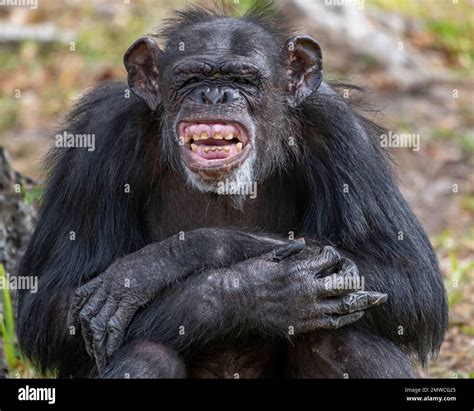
[286,327,415,378]
[100,341,187,379]
[187,342,283,379]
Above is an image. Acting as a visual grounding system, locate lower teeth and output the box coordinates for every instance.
[204,146,230,153]
[189,142,244,155]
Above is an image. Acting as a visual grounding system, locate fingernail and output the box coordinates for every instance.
[369,292,388,305]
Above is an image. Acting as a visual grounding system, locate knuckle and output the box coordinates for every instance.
[107,318,122,333]
[355,292,369,309]
[71,301,83,313]
[74,288,88,299]
[348,265,359,278]
[79,308,91,321]
[341,293,364,312]
[340,258,359,277]
[340,298,352,313]
[90,318,106,334]
[121,294,138,307]
[321,246,340,262]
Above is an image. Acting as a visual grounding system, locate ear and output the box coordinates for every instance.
[124,36,163,111]
[284,36,323,107]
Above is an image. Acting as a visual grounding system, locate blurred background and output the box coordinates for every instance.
[0,0,472,378]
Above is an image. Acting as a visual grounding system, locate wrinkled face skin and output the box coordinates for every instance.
[124,17,323,195]
[163,19,289,193]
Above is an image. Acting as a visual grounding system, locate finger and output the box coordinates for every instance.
[289,251,343,296]
[78,286,109,322]
[338,257,360,280]
[68,278,103,326]
[80,308,94,358]
[90,301,118,374]
[76,287,109,357]
[316,258,361,297]
[271,240,305,262]
[322,291,388,314]
[294,246,341,276]
[314,246,341,271]
[75,276,103,298]
[297,311,365,333]
[106,305,135,360]
[318,279,362,297]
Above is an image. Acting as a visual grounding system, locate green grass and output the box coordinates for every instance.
[434,230,474,309]
[432,128,474,154]
[425,19,473,69]
[0,98,20,133]
[0,264,16,372]
[370,0,473,71]
[224,0,259,15]
[444,255,473,308]
[0,265,36,377]
[22,185,43,206]
[460,196,474,213]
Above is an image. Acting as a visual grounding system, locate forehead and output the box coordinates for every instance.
[163,18,281,68]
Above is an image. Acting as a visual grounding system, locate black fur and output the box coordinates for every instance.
[17,1,447,377]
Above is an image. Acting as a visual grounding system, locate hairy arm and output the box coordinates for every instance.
[126,245,386,353]
[16,84,158,377]
[71,229,386,372]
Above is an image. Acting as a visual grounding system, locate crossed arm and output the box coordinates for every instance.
[68,228,386,372]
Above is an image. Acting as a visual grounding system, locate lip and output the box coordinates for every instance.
[177,120,252,176]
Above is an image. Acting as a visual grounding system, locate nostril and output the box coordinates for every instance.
[223,89,237,104]
[197,86,238,105]
[201,88,212,104]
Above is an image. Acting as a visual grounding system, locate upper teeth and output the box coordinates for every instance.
[180,123,246,155]
[183,131,237,144]
[182,123,242,144]
[189,132,235,141]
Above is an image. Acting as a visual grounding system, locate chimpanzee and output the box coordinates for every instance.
[17,2,447,378]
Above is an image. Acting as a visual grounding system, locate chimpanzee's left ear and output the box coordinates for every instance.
[124,36,163,111]
[284,36,323,107]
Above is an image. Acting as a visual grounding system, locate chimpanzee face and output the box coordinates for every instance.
[124,17,322,194]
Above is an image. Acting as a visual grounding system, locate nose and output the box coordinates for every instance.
[193,86,239,105]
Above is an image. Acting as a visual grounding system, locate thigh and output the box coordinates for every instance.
[285,327,415,378]
[188,342,283,379]
[101,340,187,379]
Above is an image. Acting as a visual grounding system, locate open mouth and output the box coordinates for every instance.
[178,121,251,174]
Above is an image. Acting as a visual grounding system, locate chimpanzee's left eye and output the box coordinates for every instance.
[234,77,254,86]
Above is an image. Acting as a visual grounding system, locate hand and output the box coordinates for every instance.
[229,244,387,334]
[67,257,161,374]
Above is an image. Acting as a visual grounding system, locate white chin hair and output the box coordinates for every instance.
[183,151,256,198]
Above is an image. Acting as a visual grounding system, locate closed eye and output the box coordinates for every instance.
[236,77,251,85]
[182,77,200,87]
[233,76,258,88]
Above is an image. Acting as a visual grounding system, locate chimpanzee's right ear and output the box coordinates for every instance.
[124,36,163,111]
